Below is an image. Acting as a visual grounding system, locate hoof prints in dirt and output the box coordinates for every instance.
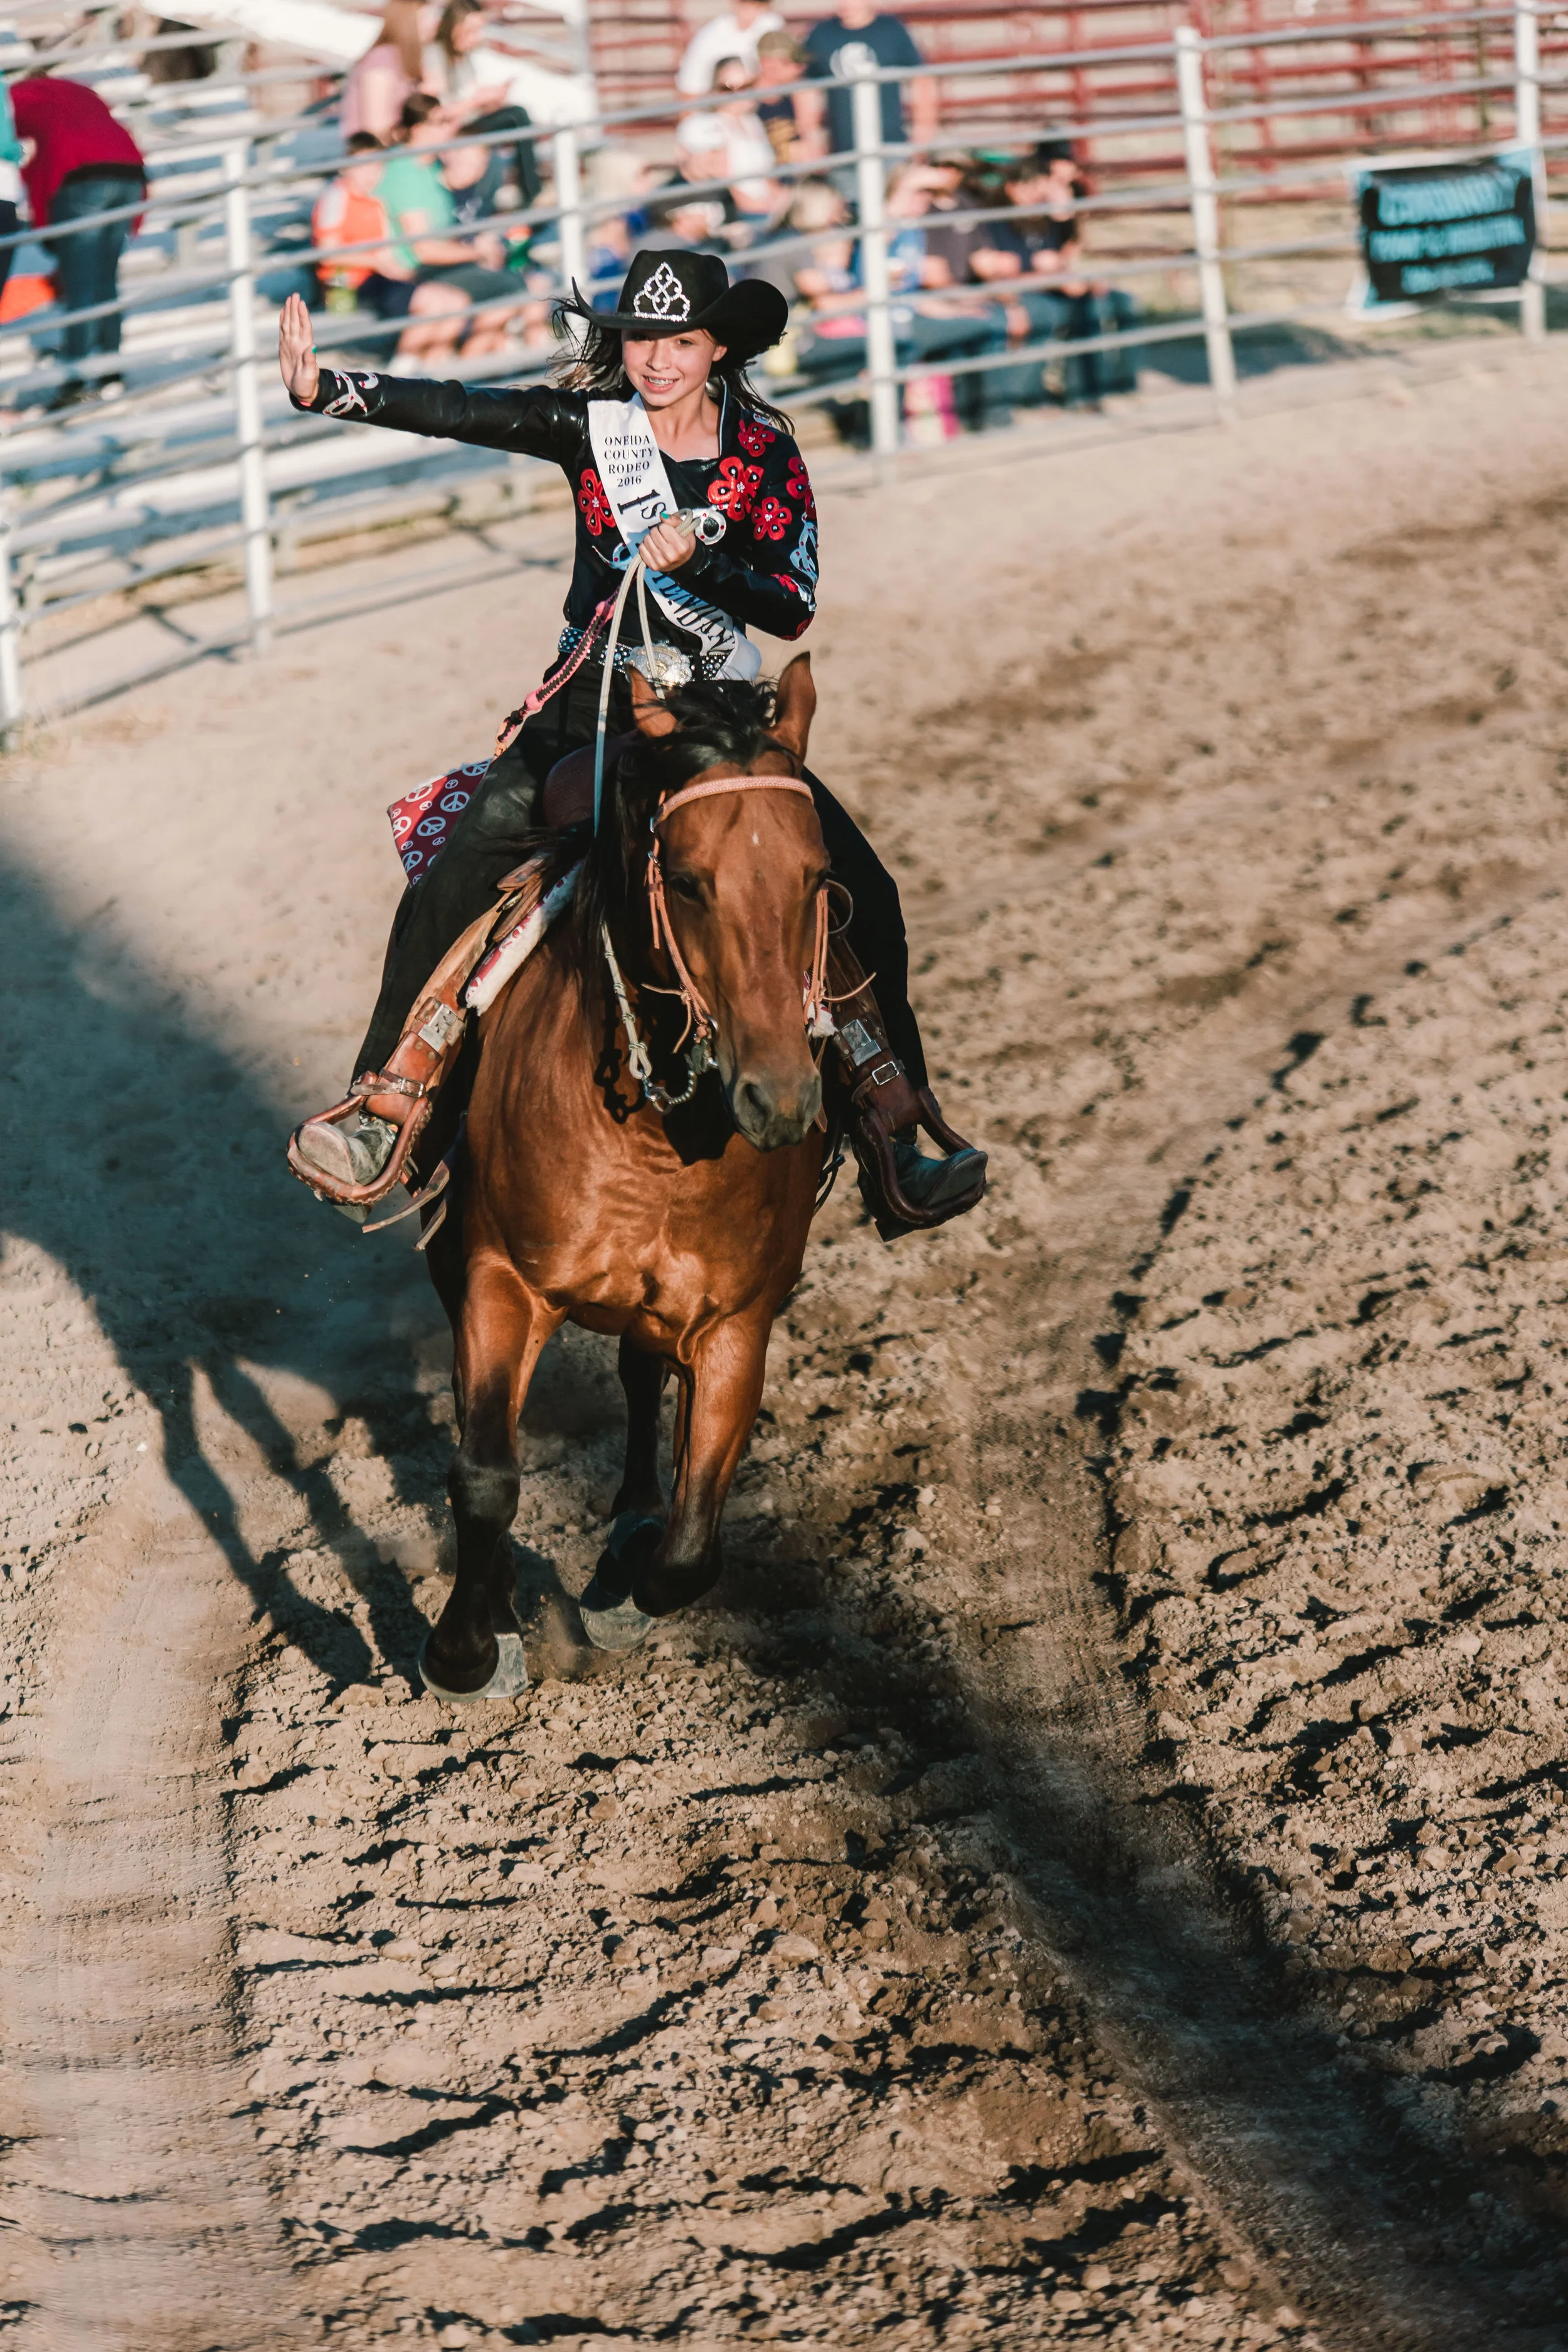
[1098,893,1568,2318]
[228,1515,1280,2347]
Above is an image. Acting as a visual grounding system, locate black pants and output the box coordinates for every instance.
[356,661,926,1088]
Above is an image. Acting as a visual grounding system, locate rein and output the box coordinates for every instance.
[583,508,834,1116]
[601,773,837,1116]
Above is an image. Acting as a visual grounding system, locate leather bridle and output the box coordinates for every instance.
[600,770,837,1115]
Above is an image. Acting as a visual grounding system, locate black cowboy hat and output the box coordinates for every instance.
[563,248,788,361]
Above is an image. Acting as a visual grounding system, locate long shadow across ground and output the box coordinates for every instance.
[0,853,451,1677]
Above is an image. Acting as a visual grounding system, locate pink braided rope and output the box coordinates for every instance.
[492,592,618,761]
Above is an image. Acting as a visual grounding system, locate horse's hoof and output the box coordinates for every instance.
[578,1591,655,1652]
[601,1510,665,1582]
[634,1555,721,1617]
[580,1512,664,1648]
[418,1631,528,1703]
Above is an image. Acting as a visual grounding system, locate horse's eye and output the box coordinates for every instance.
[667,872,703,903]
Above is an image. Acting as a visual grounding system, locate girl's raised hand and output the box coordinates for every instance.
[277,291,319,406]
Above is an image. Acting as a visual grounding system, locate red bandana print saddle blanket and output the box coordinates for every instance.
[387,760,489,880]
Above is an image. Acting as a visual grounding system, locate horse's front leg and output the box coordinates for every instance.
[578,1335,670,1648]
[634,1313,771,1619]
[613,1332,668,1520]
[423,1260,559,1700]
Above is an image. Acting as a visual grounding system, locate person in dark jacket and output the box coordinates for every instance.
[277,249,983,1224]
[11,73,146,405]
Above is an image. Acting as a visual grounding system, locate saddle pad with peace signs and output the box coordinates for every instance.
[388,760,489,881]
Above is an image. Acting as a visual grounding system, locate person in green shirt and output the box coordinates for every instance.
[378,127,460,273]
[361,92,526,361]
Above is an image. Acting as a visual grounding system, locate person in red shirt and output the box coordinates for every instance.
[11,74,146,406]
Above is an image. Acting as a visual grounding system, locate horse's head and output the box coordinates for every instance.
[627,655,825,1151]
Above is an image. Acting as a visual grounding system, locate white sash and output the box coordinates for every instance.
[587,393,761,682]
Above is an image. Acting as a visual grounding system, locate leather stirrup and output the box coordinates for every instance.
[286,888,526,1210]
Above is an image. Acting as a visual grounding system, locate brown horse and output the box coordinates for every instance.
[418,655,829,1698]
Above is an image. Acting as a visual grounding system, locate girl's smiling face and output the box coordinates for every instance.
[622,328,728,406]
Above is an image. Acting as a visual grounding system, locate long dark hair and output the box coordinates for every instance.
[436,0,480,63]
[554,313,793,436]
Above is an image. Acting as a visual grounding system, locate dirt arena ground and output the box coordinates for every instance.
[10,340,1568,2350]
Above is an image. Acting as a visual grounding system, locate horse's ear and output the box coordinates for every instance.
[771,652,815,761]
[630,668,680,737]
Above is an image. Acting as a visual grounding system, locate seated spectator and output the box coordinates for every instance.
[754,29,808,164]
[914,151,987,287]
[676,0,783,98]
[425,0,540,204]
[312,130,393,314]
[884,161,950,293]
[789,181,857,312]
[730,171,831,305]
[968,139,1138,407]
[442,124,555,350]
[361,92,531,361]
[441,122,506,230]
[789,177,1010,442]
[798,0,935,186]
[341,0,433,143]
[675,58,778,221]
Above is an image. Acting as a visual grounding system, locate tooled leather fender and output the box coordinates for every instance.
[286,891,527,1209]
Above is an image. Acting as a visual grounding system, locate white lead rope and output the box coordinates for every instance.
[591,556,654,836]
[590,506,727,836]
[591,502,731,1113]
[601,918,712,1112]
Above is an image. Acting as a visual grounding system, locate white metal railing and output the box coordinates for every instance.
[0,3,1556,738]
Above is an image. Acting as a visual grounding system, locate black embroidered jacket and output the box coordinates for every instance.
[297,369,818,659]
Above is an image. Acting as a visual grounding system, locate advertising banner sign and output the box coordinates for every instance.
[1353,149,1535,305]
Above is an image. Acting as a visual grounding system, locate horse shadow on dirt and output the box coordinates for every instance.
[0,852,483,1685]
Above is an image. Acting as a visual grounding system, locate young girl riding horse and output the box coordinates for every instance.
[277,248,983,1231]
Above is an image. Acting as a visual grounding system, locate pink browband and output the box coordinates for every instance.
[654,773,813,827]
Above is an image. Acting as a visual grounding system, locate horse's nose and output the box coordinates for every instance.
[731,1070,822,1151]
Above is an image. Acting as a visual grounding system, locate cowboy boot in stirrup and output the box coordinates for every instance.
[289,993,466,1219]
[286,891,521,1216]
[827,949,987,1240]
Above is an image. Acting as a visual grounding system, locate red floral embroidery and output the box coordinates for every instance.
[773,576,813,637]
[785,455,815,516]
[736,416,776,457]
[751,495,791,543]
[707,455,763,519]
[578,467,613,536]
